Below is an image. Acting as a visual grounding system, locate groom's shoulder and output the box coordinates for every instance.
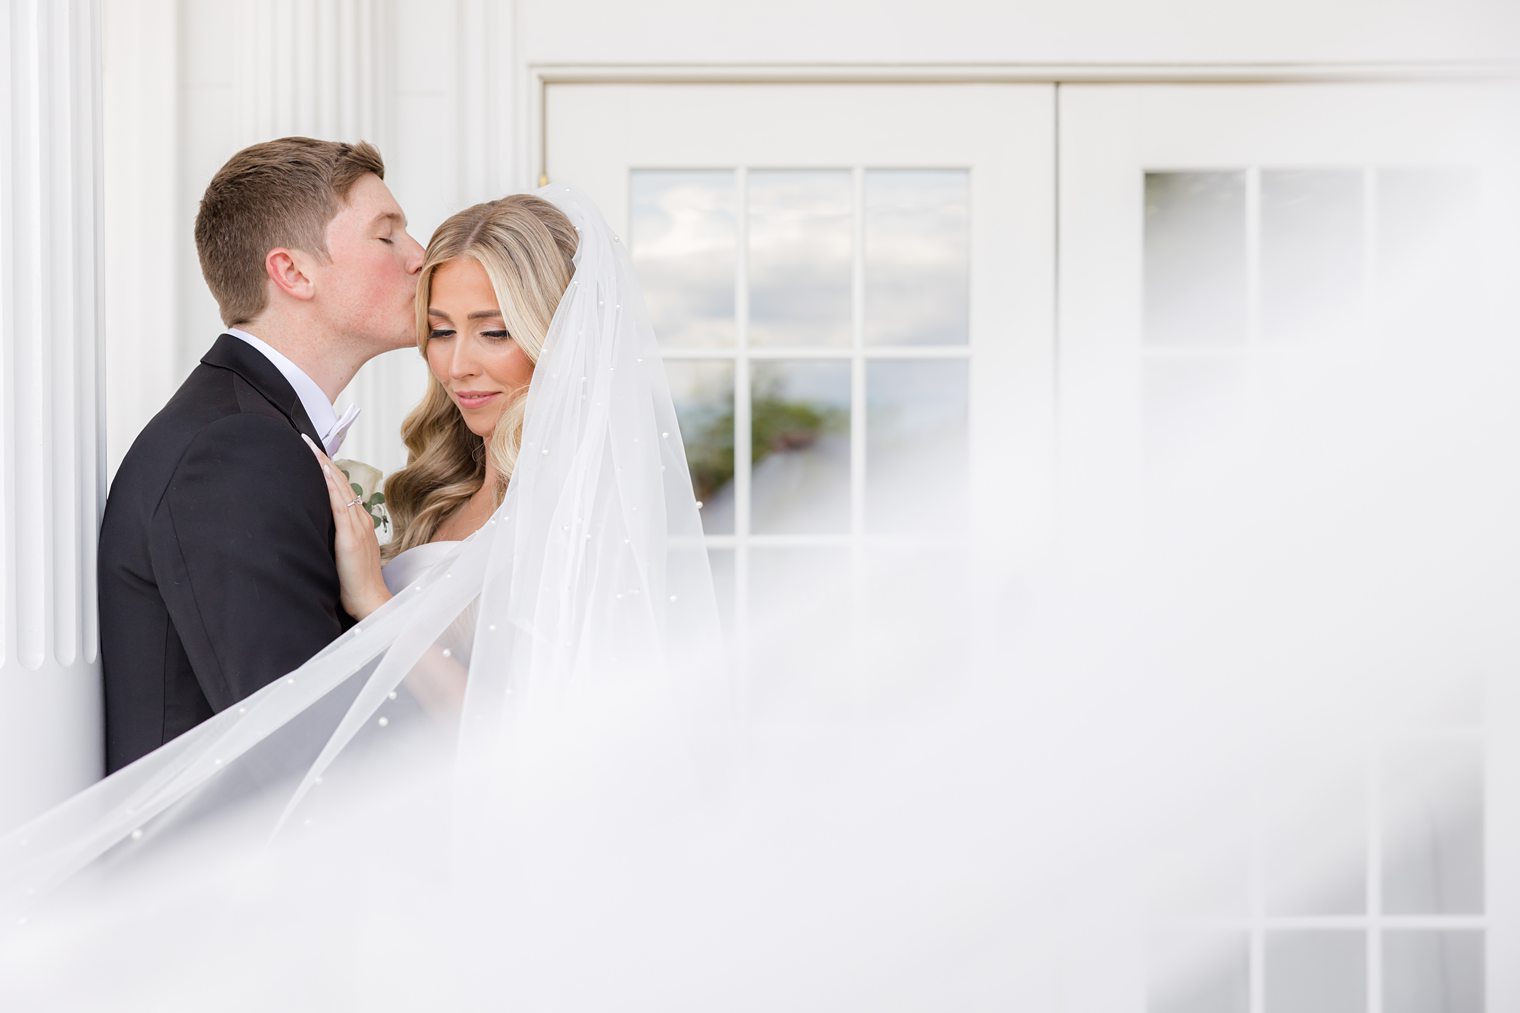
[111,361,302,505]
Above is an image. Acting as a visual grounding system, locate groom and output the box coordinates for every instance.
[99,138,423,774]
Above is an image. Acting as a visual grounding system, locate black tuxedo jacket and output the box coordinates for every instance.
[99,333,354,773]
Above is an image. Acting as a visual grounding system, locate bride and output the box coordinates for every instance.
[310,192,578,628]
[0,185,722,912]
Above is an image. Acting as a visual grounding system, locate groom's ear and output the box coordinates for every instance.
[265,248,316,303]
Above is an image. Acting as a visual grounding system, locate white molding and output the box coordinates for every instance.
[525,61,1519,192]
[530,61,1520,85]
[0,0,106,832]
[457,0,519,202]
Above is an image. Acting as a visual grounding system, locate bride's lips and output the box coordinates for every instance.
[453,390,502,410]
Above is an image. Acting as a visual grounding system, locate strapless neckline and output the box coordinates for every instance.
[381,540,464,595]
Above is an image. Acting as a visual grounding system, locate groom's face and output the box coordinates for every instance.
[311,173,424,351]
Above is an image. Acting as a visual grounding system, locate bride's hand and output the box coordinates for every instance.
[301,434,393,621]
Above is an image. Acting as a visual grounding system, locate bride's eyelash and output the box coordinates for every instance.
[427,328,455,340]
[482,330,511,341]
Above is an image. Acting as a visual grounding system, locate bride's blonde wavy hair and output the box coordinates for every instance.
[381,195,579,561]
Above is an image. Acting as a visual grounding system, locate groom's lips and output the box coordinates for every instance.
[454,391,502,409]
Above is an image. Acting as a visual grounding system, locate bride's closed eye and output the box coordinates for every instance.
[427,328,456,340]
[482,330,511,342]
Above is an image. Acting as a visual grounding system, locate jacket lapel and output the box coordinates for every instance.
[200,333,324,447]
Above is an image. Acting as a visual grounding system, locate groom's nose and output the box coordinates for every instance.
[403,232,424,274]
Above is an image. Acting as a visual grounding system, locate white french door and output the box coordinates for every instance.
[1059,82,1519,1013]
[544,76,1516,1010]
[546,82,1056,639]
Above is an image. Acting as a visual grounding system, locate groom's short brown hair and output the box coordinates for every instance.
[194,137,386,326]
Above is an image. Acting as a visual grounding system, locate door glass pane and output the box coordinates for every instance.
[1383,931,1484,1013]
[1141,358,1250,462]
[1260,170,1364,344]
[1144,171,1248,347]
[750,547,852,616]
[1376,167,1484,339]
[748,546,853,690]
[665,360,736,535]
[1263,758,1367,916]
[630,170,738,349]
[1382,740,1484,915]
[865,169,970,346]
[750,361,851,535]
[1150,785,1252,919]
[707,547,735,636]
[1377,167,1483,282]
[1264,932,1365,1013]
[749,170,852,348]
[865,359,968,533]
[1148,933,1250,1013]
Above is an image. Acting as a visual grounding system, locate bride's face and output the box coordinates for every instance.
[424,257,535,438]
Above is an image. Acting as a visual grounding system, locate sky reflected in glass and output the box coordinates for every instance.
[749,170,852,348]
[630,170,737,348]
[865,170,969,346]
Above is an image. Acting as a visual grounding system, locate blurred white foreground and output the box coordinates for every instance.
[2,196,1517,1013]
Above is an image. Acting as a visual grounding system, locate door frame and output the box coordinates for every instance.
[522,61,1515,193]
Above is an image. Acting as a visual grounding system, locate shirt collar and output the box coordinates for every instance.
[225,327,342,445]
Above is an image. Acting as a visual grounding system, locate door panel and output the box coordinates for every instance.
[1059,81,1519,1013]
[547,83,1056,636]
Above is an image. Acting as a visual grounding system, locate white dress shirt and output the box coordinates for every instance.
[225,328,359,455]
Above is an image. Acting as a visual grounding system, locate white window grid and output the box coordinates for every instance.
[1141,163,1489,1012]
[1146,722,1487,1013]
[642,164,973,655]
[1138,164,1467,364]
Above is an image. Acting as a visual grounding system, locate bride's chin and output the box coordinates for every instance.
[458,412,501,440]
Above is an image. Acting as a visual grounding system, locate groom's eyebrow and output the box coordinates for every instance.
[371,211,407,229]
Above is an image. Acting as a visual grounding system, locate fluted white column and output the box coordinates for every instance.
[0,0,105,832]
[237,0,384,148]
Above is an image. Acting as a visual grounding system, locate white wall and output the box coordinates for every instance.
[516,0,1520,65]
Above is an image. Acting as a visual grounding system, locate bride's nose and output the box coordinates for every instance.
[447,340,480,379]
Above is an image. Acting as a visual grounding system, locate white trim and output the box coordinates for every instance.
[732,165,752,661]
[525,62,1519,190]
[1245,166,1263,351]
[848,166,867,559]
[531,61,1520,85]
[660,346,974,361]
[457,0,518,200]
[1156,916,1490,931]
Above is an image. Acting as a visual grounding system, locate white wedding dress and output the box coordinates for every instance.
[380,540,460,596]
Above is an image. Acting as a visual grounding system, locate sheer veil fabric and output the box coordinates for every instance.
[0,186,725,917]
